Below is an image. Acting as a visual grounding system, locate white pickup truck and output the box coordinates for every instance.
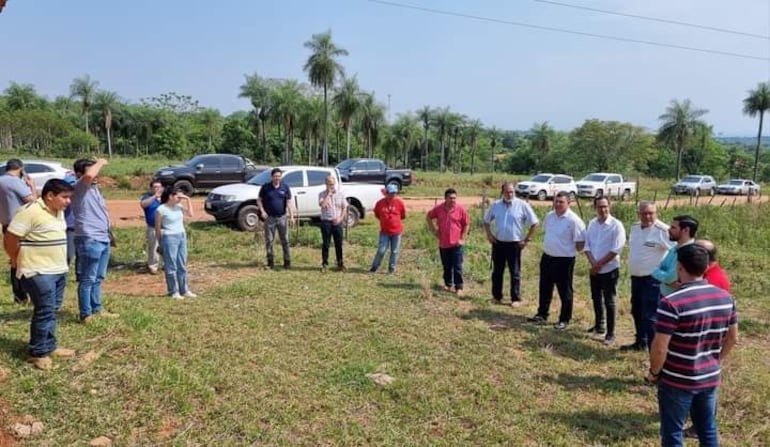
[204,166,384,231]
[515,173,578,201]
[576,173,636,200]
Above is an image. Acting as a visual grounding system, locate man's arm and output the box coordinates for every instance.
[520,223,539,248]
[155,211,163,242]
[140,193,157,209]
[647,333,672,383]
[652,249,678,286]
[80,158,108,186]
[719,323,739,362]
[426,211,438,236]
[285,188,295,222]
[4,232,21,269]
[21,176,36,202]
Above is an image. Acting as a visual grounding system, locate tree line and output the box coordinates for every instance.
[1,30,769,181]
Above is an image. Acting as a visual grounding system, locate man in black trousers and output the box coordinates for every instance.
[528,191,586,330]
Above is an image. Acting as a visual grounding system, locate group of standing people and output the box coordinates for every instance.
[1,158,119,370]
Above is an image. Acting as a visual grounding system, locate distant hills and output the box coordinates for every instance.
[716,136,770,147]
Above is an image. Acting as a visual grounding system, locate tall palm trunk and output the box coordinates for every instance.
[323,86,329,166]
[754,112,764,182]
[422,129,428,170]
[345,123,352,159]
[674,135,684,180]
[106,127,113,158]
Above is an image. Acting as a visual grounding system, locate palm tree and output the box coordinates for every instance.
[359,92,385,158]
[198,108,223,152]
[433,107,453,172]
[70,75,99,134]
[467,119,483,174]
[332,75,362,160]
[658,99,708,180]
[3,82,40,110]
[239,73,274,149]
[271,80,304,164]
[94,91,119,157]
[489,126,501,172]
[416,106,432,170]
[303,30,348,166]
[299,95,324,165]
[742,82,770,182]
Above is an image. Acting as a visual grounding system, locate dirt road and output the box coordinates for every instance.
[107,194,766,228]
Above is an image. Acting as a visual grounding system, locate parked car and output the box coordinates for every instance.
[515,173,577,201]
[335,158,412,190]
[154,154,267,196]
[576,173,636,199]
[716,179,760,195]
[204,166,384,232]
[0,160,74,194]
[671,175,717,196]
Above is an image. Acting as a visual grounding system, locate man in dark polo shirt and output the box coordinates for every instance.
[257,168,295,269]
[647,244,738,446]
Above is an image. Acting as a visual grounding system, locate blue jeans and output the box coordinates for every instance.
[75,237,110,320]
[439,245,464,290]
[161,233,189,295]
[658,382,719,447]
[631,275,661,346]
[20,273,67,357]
[371,233,402,273]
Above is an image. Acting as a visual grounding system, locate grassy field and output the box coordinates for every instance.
[1,166,769,445]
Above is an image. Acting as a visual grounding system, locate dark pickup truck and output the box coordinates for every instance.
[335,158,412,190]
[154,153,266,196]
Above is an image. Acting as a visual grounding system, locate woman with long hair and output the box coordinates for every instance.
[155,187,195,299]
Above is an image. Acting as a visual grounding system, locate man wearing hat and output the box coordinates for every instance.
[370,183,406,274]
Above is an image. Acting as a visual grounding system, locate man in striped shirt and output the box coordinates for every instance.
[6,179,75,371]
[647,243,739,446]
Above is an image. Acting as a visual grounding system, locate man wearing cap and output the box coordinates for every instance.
[257,168,295,269]
[483,182,539,307]
[0,158,36,304]
[370,183,406,274]
[318,174,348,272]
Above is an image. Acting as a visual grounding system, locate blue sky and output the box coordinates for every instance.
[1,0,769,135]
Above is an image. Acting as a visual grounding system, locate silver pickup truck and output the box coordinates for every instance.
[576,173,636,200]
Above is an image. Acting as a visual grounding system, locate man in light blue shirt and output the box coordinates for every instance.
[71,158,118,323]
[483,182,539,307]
[652,215,698,297]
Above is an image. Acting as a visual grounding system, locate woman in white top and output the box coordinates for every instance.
[155,187,195,299]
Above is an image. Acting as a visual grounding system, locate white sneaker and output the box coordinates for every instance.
[183,291,197,298]
[170,293,184,300]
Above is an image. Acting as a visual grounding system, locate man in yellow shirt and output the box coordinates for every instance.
[6,179,74,370]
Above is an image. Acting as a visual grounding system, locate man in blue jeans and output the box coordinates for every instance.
[71,158,119,323]
[647,244,739,446]
[6,179,75,370]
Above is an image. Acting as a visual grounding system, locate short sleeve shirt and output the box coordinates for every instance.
[374,197,406,235]
[318,188,348,222]
[140,192,162,227]
[427,204,470,249]
[157,204,185,234]
[0,174,33,226]
[259,182,292,217]
[542,209,585,257]
[584,215,626,274]
[71,179,111,242]
[7,199,68,278]
[483,198,539,242]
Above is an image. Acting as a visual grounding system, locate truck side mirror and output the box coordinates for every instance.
[196,163,204,170]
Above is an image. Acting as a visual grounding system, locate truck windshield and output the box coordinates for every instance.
[681,176,700,183]
[582,174,607,182]
[248,170,273,185]
[336,160,355,170]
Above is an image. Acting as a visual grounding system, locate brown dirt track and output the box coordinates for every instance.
[107,195,766,228]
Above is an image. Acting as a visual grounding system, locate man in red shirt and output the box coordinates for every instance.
[426,188,470,296]
[369,184,406,274]
[696,239,731,292]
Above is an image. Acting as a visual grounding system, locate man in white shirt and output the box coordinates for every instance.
[483,182,539,307]
[584,196,626,346]
[527,191,586,330]
[623,202,672,351]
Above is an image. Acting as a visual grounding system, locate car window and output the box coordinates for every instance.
[283,171,304,188]
[25,163,54,174]
[307,170,329,186]
[608,175,621,183]
[368,160,384,171]
[531,174,551,182]
[681,176,699,183]
[248,169,273,185]
[352,161,367,171]
[555,176,571,184]
[189,155,221,168]
[221,156,241,169]
[706,177,714,183]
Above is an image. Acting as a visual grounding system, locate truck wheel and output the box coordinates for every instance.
[346,206,361,228]
[537,190,548,201]
[709,187,716,196]
[569,191,577,202]
[386,179,402,192]
[621,189,631,201]
[236,205,260,232]
[173,180,194,196]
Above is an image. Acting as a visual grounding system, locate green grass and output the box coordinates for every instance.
[1,171,769,445]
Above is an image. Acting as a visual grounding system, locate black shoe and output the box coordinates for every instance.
[620,342,646,352]
[586,325,606,335]
[283,261,291,270]
[527,314,547,323]
[337,265,346,272]
[684,426,698,439]
[267,260,275,269]
[369,267,377,273]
